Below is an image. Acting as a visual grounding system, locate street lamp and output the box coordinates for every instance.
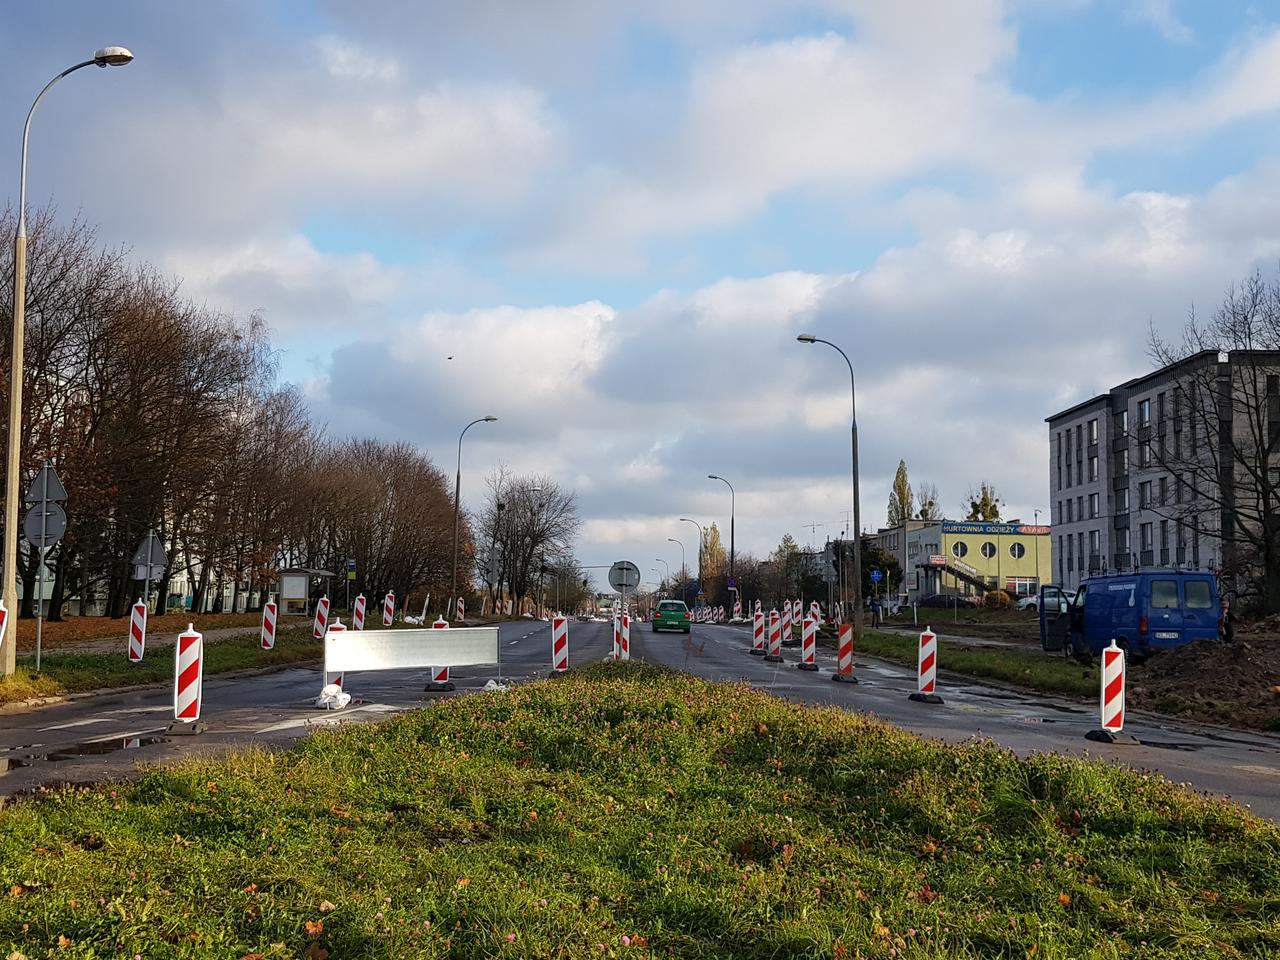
[666,538,686,603]
[4,47,134,678]
[796,333,863,636]
[449,415,497,618]
[707,474,735,578]
[650,567,664,598]
[654,557,671,592]
[678,518,703,594]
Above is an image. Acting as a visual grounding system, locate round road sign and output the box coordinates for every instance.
[608,560,641,593]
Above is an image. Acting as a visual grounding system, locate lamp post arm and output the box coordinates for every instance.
[18,60,98,239]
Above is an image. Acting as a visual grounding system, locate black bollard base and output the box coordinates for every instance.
[908,692,944,704]
[831,673,859,684]
[796,662,819,671]
[424,681,456,692]
[165,720,207,735]
[763,654,784,663]
[1085,729,1139,744]
[748,648,767,656]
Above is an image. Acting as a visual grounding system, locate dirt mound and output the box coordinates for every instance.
[1128,637,1280,731]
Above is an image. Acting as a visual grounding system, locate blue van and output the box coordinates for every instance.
[1039,571,1220,661]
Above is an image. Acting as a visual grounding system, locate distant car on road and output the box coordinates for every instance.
[652,599,691,633]
[1018,590,1076,612]
[918,593,979,609]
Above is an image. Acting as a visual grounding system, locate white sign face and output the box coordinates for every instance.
[608,560,641,593]
[324,626,499,673]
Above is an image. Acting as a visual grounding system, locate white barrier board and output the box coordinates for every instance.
[324,627,499,674]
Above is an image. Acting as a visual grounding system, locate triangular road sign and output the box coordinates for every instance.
[132,530,168,568]
[23,463,67,504]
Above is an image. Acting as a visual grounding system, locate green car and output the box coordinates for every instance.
[652,599,691,633]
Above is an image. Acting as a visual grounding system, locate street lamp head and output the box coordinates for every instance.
[707,474,720,480]
[482,415,497,422]
[679,517,693,523]
[796,333,817,343]
[93,46,134,67]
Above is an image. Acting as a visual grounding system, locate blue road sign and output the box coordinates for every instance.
[870,569,882,583]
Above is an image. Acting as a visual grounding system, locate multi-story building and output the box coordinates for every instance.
[869,518,1051,601]
[1045,350,1280,591]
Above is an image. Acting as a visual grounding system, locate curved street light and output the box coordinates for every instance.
[449,415,497,618]
[678,518,703,593]
[4,47,134,678]
[666,537,687,603]
[796,333,863,636]
[707,474,735,578]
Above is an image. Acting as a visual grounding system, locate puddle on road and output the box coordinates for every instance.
[0,735,170,773]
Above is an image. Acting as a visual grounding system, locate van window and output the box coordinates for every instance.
[1184,581,1213,609]
[1151,580,1179,609]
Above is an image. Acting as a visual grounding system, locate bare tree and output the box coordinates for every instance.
[1148,268,1280,613]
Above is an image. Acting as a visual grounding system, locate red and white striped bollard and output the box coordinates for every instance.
[168,624,205,734]
[832,623,857,683]
[750,610,765,655]
[909,626,943,703]
[0,598,9,654]
[352,594,366,630]
[312,596,330,639]
[260,598,277,650]
[426,616,454,691]
[551,615,569,672]
[620,613,631,660]
[797,615,818,670]
[382,591,395,627]
[128,599,147,663]
[455,596,465,623]
[764,610,783,663]
[1086,639,1135,743]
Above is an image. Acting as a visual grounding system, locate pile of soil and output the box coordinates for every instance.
[1128,636,1280,731]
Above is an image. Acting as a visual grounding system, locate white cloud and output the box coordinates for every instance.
[315,35,401,81]
[1123,0,1193,44]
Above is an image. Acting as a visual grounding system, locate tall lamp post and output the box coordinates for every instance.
[449,415,497,618]
[707,474,735,578]
[666,538,686,604]
[4,47,134,678]
[678,518,703,601]
[1033,507,1041,591]
[796,333,863,636]
[654,558,671,599]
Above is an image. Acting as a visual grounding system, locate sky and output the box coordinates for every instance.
[5,1,1280,590]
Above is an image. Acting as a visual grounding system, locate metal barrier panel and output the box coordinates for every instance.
[324,626,499,673]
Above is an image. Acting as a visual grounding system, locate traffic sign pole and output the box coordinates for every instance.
[35,464,47,671]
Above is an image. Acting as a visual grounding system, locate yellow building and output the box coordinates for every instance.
[912,521,1052,599]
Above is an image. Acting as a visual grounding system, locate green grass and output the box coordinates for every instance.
[854,631,1100,700]
[1,663,1277,958]
[0,627,321,706]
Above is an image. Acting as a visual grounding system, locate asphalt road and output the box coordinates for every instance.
[1,618,1277,820]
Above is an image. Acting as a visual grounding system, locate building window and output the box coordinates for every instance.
[1066,500,1073,522]
[1139,440,1151,467]
[1140,522,1153,551]
[1077,496,1083,520]
[1089,529,1100,555]
[1160,519,1169,549]
[1138,398,1150,427]
[1117,409,1128,436]
[980,541,997,559]
[1118,527,1130,553]
[1088,493,1099,518]
[1065,429,1071,460]
[1116,488,1129,514]
[1077,460,1083,485]
[1088,418,1098,444]
[1010,542,1025,559]
[952,541,968,558]
[1159,476,1168,506]
[1056,500,1062,524]
[1088,456,1098,481]
[1117,449,1128,475]
[1139,481,1151,509]
[1157,392,1165,424]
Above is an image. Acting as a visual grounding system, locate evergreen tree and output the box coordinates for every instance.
[887,460,914,526]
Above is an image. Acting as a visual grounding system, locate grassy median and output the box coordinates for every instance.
[0,663,1276,958]
[0,627,321,706]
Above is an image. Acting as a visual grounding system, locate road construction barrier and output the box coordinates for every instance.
[353,594,366,630]
[325,620,347,690]
[427,615,452,688]
[733,600,742,618]
[612,616,621,660]
[382,591,395,627]
[832,624,857,683]
[620,613,631,660]
[170,624,204,732]
[782,599,792,638]
[1085,640,1133,743]
[754,599,762,616]
[750,611,765,655]
[797,615,818,670]
[908,626,943,704]
[128,599,146,663]
[455,597,465,623]
[313,596,330,639]
[765,610,783,662]
[0,598,9,653]
[552,615,569,672]
[809,600,821,624]
[260,599,277,650]
[316,618,498,705]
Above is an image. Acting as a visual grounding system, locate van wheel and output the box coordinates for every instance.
[1065,634,1092,666]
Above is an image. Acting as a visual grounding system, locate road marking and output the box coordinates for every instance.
[81,727,169,742]
[40,718,111,731]
[257,703,402,734]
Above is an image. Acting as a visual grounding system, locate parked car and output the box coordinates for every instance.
[917,593,979,609]
[652,599,691,633]
[1018,590,1075,612]
[1039,571,1220,661]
